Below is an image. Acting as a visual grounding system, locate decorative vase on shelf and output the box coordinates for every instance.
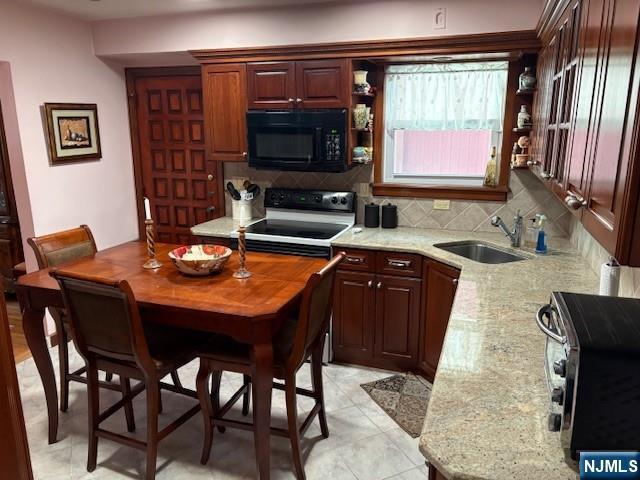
[519,67,536,91]
[353,104,368,130]
[353,70,371,93]
[517,105,532,129]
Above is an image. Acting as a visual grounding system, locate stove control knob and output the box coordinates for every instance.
[314,195,322,203]
[279,193,285,201]
[270,193,277,200]
[340,197,348,205]
[548,413,562,432]
[551,387,564,405]
[553,359,567,377]
[331,196,338,204]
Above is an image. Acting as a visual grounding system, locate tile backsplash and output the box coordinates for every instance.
[223,163,573,238]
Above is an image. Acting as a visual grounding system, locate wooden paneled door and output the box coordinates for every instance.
[127,67,224,244]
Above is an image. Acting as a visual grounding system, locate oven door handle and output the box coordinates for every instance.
[536,304,566,344]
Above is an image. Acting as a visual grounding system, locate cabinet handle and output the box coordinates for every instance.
[207,174,214,181]
[345,256,364,264]
[288,98,295,102]
[541,171,552,179]
[296,98,302,103]
[209,191,216,197]
[206,206,216,213]
[452,279,459,285]
[242,152,247,157]
[367,280,373,288]
[387,259,411,268]
[564,192,587,210]
[376,282,382,289]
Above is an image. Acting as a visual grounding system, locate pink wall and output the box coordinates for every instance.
[92,0,543,59]
[0,1,139,272]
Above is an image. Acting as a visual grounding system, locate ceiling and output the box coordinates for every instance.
[22,0,351,21]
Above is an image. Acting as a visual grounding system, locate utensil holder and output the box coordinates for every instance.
[232,199,253,223]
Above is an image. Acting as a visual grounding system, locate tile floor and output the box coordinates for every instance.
[18,346,429,479]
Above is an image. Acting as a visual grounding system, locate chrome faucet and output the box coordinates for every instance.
[491,210,523,247]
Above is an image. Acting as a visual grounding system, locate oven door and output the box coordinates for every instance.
[248,124,322,169]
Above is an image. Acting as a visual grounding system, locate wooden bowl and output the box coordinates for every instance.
[168,244,232,276]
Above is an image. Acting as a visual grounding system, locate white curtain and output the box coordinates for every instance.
[384,62,508,131]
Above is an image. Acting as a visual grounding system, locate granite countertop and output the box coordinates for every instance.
[194,218,597,479]
[334,226,595,480]
[191,217,245,238]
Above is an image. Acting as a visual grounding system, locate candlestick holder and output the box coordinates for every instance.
[233,226,251,279]
[143,219,163,269]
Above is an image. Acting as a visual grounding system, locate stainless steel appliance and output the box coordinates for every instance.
[231,187,356,361]
[537,292,640,460]
[247,109,348,172]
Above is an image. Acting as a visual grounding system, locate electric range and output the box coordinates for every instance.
[230,187,356,259]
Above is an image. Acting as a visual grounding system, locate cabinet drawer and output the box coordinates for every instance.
[337,248,375,272]
[376,252,422,277]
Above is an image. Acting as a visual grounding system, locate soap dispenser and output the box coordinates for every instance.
[535,214,548,254]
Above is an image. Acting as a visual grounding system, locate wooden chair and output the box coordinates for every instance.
[28,225,184,413]
[196,252,345,480]
[27,225,116,412]
[51,270,202,480]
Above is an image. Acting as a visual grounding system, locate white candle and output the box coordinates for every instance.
[144,197,151,220]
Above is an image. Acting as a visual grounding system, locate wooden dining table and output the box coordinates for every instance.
[15,241,327,479]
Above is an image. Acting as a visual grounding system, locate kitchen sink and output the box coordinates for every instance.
[434,241,527,264]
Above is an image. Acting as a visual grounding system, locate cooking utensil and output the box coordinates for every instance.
[226,182,241,200]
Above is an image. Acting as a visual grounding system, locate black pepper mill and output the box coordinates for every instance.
[364,203,380,228]
[381,203,398,229]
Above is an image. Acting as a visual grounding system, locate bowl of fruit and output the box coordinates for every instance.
[168,244,232,276]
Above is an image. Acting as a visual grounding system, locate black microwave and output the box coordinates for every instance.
[247,109,347,172]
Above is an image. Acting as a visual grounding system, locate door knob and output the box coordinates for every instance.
[207,174,214,181]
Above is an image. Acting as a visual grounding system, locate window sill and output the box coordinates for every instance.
[371,183,509,202]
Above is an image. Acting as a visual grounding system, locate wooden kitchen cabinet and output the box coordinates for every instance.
[374,274,421,369]
[246,59,349,109]
[332,248,458,379]
[202,63,247,161]
[532,0,640,266]
[333,270,376,363]
[419,259,460,380]
[247,61,296,109]
[295,59,349,108]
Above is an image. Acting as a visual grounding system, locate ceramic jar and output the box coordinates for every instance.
[517,105,532,129]
[519,67,536,90]
[353,70,371,93]
[353,104,369,130]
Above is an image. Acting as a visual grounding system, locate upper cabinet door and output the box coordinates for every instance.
[247,62,296,109]
[580,0,640,256]
[202,63,247,161]
[295,59,349,108]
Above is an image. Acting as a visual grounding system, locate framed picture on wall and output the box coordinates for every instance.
[44,103,102,164]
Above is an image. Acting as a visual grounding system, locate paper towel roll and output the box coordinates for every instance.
[599,257,620,296]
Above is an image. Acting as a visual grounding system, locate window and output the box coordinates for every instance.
[383,61,509,187]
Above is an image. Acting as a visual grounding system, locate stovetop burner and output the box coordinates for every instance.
[245,219,348,240]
